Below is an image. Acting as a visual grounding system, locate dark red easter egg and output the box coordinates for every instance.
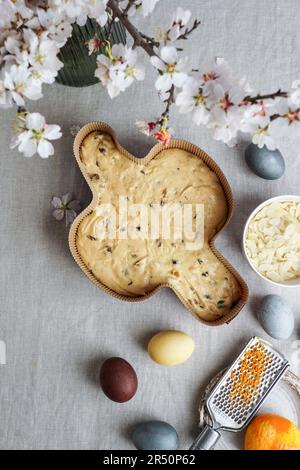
[100,357,138,403]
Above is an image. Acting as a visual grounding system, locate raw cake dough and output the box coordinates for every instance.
[76,131,241,322]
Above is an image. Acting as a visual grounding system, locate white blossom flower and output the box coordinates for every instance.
[208,106,243,147]
[47,0,88,25]
[4,64,42,105]
[95,44,145,98]
[273,99,300,137]
[242,115,277,150]
[175,78,211,125]
[206,81,246,111]
[47,0,108,27]
[241,101,276,131]
[110,47,145,90]
[201,58,252,100]
[51,193,81,226]
[0,0,17,29]
[87,0,109,26]
[0,0,33,29]
[240,100,280,150]
[124,0,160,17]
[11,112,62,158]
[86,35,102,55]
[26,30,63,82]
[151,46,190,93]
[95,54,120,98]
[63,0,109,27]
[168,8,191,42]
[4,34,29,65]
[26,8,73,48]
[156,8,191,44]
[252,125,277,150]
[200,59,250,111]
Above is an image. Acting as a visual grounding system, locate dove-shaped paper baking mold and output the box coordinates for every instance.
[69,122,248,326]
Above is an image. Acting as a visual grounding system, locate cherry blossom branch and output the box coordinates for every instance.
[161,85,175,119]
[122,0,136,16]
[1,0,299,156]
[176,19,201,41]
[140,32,160,48]
[106,0,195,142]
[105,1,295,149]
[107,0,158,56]
[244,89,288,104]
[106,13,116,40]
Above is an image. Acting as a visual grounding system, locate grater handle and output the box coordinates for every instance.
[189,425,221,451]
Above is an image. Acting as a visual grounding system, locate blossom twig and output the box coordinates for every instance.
[161,85,175,120]
[140,32,160,48]
[107,0,158,56]
[105,15,116,41]
[244,90,289,104]
[176,19,201,41]
[122,0,136,16]
[1,0,299,156]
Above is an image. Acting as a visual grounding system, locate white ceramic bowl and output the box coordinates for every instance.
[243,195,300,287]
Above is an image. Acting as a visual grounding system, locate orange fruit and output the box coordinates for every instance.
[245,414,300,450]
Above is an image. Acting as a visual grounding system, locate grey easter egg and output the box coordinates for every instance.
[132,421,179,450]
[245,144,285,180]
[258,295,294,340]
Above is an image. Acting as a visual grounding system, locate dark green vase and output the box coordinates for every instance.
[56,18,126,87]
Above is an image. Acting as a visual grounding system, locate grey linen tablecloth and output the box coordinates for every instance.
[0,0,300,450]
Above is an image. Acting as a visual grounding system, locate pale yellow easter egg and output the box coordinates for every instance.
[148,330,195,366]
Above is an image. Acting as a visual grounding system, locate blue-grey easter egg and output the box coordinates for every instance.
[258,295,294,340]
[132,421,179,450]
[245,144,285,180]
